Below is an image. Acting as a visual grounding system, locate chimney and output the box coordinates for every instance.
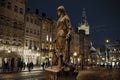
[42,13,46,17]
[27,8,30,12]
[35,9,39,15]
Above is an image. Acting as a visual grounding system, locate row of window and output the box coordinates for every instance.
[26,16,40,25]
[0,16,24,30]
[0,0,24,15]
[14,22,24,30]
[25,40,39,50]
[15,0,25,4]
[110,50,120,53]
[26,27,40,35]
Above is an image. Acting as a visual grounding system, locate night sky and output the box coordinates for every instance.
[28,0,120,46]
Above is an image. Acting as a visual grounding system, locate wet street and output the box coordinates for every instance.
[0,71,46,80]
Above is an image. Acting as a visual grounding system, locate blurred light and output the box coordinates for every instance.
[73,52,77,56]
[102,58,105,60]
[8,50,11,53]
[106,39,110,43]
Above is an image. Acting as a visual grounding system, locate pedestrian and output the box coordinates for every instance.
[20,61,23,71]
[30,62,33,69]
[42,62,45,70]
[23,62,26,70]
[11,58,14,72]
[27,62,31,71]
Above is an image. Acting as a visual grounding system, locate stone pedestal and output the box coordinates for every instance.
[45,66,63,80]
[45,66,77,80]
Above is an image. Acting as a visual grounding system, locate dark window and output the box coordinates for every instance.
[34,41,37,50]
[26,17,29,22]
[14,22,17,28]
[37,31,39,35]
[20,8,23,14]
[29,40,32,49]
[13,39,16,41]
[34,19,37,24]
[20,0,24,4]
[31,18,33,23]
[26,27,29,33]
[18,24,22,29]
[1,2,6,7]
[30,28,32,33]
[7,2,12,9]
[14,5,18,12]
[6,19,10,25]
[34,30,36,35]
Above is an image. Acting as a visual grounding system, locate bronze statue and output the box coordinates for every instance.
[55,6,72,68]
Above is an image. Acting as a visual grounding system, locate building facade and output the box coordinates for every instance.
[0,0,26,68]
[41,15,57,64]
[70,29,79,64]
[24,11,42,65]
[78,8,91,67]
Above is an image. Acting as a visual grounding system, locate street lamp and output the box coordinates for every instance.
[73,52,77,65]
[105,39,110,68]
[8,49,11,53]
[73,52,77,57]
[106,39,109,43]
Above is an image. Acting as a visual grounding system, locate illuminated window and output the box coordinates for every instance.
[42,43,44,49]
[50,37,52,42]
[50,45,52,50]
[46,35,48,41]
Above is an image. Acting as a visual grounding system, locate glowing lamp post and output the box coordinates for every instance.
[105,39,110,68]
[73,52,77,65]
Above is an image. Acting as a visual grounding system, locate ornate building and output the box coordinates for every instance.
[41,14,57,64]
[24,10,57,65]
[0,0,26,68]
[24,9,42,65]
[78,8,91,67]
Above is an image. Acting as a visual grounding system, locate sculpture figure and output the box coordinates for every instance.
[55,6,72,68]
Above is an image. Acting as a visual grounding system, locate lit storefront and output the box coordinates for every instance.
[0,45,22,70]
[24,49,40,65]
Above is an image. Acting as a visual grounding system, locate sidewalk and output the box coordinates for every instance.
[0,66,43,74]
[22,66,43,72]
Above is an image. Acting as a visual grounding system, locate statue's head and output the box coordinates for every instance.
[57,6,66,17]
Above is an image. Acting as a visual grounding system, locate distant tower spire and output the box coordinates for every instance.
[78,8,90,35]
[81,8,88,26]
